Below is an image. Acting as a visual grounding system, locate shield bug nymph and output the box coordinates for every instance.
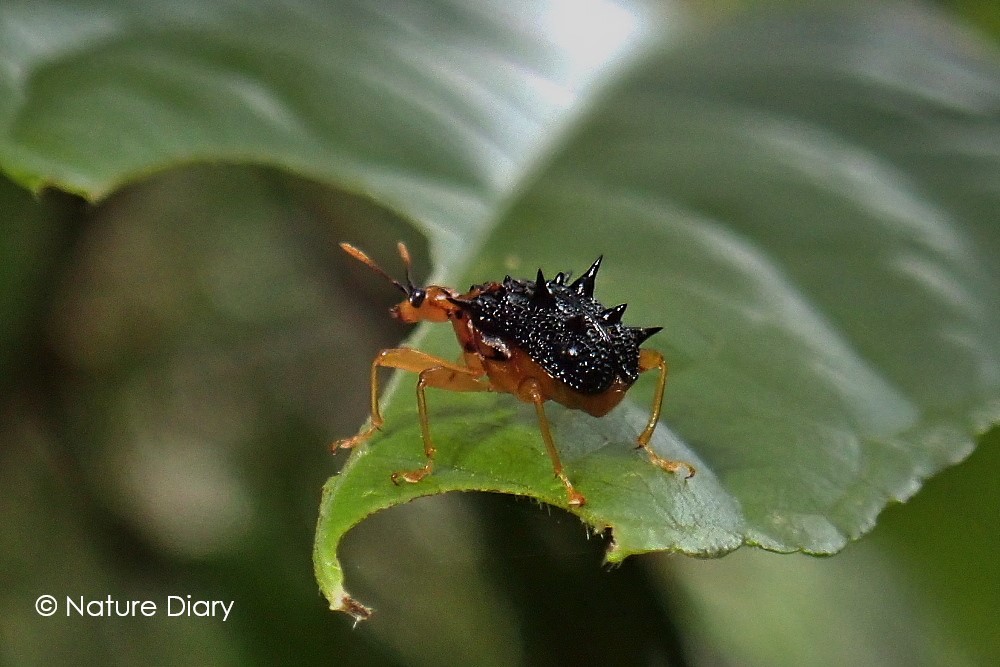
[334,241,695,507]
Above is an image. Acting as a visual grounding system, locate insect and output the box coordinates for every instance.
[333,241,695,507]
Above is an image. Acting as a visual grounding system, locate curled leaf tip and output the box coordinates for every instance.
[333,591,373,624]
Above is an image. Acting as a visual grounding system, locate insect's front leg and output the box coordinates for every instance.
[332,348,480,451]
[636,348,695,479]
[390,365,487,485]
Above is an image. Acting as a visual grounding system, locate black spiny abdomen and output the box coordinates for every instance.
[462,257,661,395]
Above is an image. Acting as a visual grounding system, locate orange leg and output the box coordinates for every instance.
[332,347,486,483]
[522,379,587,508]
[636,349,695,479]
[391,364,488,485]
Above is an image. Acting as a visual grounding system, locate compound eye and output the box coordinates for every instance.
[409,288,427,308]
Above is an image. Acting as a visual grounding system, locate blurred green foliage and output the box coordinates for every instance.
[1,1,998,666]
[935,0,1000,39]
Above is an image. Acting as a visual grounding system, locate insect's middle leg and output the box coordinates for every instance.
[390,364,488,485]
[636,348,695,479]
[522,379,586,508]
[332,348,481,451]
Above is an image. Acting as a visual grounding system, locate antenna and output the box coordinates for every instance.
[339,242,409,296]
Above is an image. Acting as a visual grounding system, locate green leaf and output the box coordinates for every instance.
[2,1,997,621]
[0,0,651,264]
[315,392,746,617]
[317,5,1000,617]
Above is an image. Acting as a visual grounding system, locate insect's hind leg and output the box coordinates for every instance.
[332,348,481,451]
[636,349,695,479]
[390,365,488,485]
